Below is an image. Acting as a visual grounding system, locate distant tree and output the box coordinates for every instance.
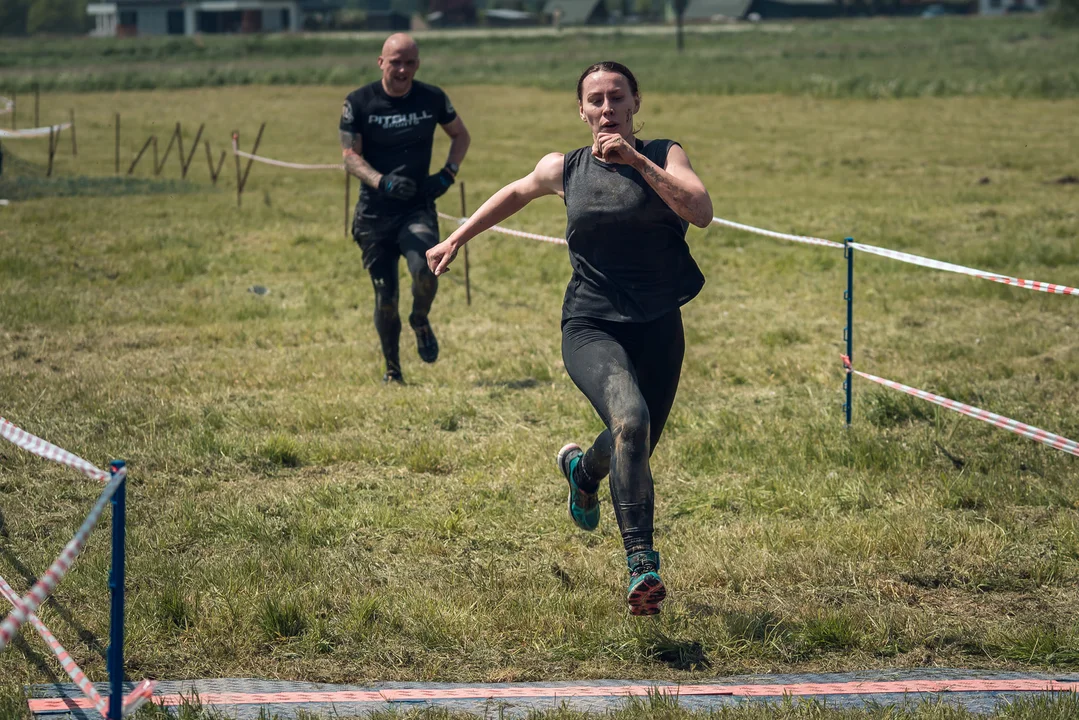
[26,0,86,33]
[1050,0,1079,25]
[0,0,33,35]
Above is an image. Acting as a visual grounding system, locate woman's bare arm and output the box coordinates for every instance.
[427,152,564,276]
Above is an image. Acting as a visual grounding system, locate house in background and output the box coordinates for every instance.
[87,0,322,36]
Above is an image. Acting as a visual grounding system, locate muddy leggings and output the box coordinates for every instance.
[368,250,437,376]
[354,204,440,377]
[561,309,685,554]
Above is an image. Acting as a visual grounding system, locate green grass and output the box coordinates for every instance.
[1,53,1078,713]
[1,17,1079,97]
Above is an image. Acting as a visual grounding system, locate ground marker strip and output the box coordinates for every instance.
[26,677,1079,713]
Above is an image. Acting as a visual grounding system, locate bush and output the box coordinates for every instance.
[1050,0,1079,26]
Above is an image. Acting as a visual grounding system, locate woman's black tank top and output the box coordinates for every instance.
[561,138,705,323]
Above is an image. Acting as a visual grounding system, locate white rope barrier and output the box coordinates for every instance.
[436,211,567,245]
[0,122,71,140]
[710,216,845,249]
[230,137,344,171]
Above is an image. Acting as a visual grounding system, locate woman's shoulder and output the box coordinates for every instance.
[562,146,594,171]
[640,139,682,167]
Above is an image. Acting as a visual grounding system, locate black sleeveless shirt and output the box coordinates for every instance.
[562,139,705,323]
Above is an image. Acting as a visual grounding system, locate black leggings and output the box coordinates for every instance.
[561,309,685,554]
[369,250,437,376]
[355,204,440,376]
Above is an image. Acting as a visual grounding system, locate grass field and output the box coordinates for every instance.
[2,17,1079,97]
[1,17,1079,720]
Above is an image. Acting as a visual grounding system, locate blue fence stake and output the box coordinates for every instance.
[107,460,126,720]
[843,237,854,427]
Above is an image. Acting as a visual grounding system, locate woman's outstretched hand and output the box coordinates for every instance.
[426,238,459,277]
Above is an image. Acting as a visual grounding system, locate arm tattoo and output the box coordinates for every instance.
[339,130,382,189]
[637,159,704,225]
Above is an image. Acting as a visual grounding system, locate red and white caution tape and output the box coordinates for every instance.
[436,211,567,246]
[0,418,109,483]
[0,96,12,115]
[0,575,107,714]
[230,137,344,171]
[0,122,72,140]
[118,680,157,717]
[710,216,845,249]
[842,357,1079,457]
[0,464,126,653]
[851,242,1078,297]
[0,419,151,711]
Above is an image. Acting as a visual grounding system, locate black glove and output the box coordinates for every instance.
[378,171,417,201]
[422,166,456,200]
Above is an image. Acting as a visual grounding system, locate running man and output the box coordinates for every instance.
[340,33,471,384]
[426,62,712,615]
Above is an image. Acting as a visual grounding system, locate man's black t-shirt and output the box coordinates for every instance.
[340,80,457,215]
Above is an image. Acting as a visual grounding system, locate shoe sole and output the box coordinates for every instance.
[628,574,666,616]
[415,327,439,364]
[557,442,581,479]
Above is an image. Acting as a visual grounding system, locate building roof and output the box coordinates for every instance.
[683,0,752,18]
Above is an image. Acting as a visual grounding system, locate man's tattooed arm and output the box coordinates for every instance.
[340,130,382,189]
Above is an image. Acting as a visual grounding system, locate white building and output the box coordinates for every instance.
[88,0,305,36]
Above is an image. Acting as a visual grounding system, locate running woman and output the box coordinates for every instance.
[426,62,712,615]
[340,33,471,384]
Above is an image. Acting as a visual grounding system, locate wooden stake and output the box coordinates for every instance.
[179,123,204,179]
[153,125,178,175]
[114,113,120,174]
[46,126,55,177]
[235,122,265,207]
[459,181,471,306]
[69,108,77,156]
[344,171,351,238]
[33,84,39,128]
[205,140,225,185]
[233,131,242,206]
[128,134,154,175]
[10,90,15,130]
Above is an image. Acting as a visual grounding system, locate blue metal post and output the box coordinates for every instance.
[107,460,126,720]
[843,238,854,427]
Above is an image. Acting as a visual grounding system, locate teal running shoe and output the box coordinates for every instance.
[627,550,666,616]
[557,442,599,531]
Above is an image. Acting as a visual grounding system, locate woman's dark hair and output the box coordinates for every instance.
[576,61,639,102]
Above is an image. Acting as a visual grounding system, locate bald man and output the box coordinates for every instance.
[340,33,471,384]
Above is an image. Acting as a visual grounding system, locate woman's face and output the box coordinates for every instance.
[578,71,639,139]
